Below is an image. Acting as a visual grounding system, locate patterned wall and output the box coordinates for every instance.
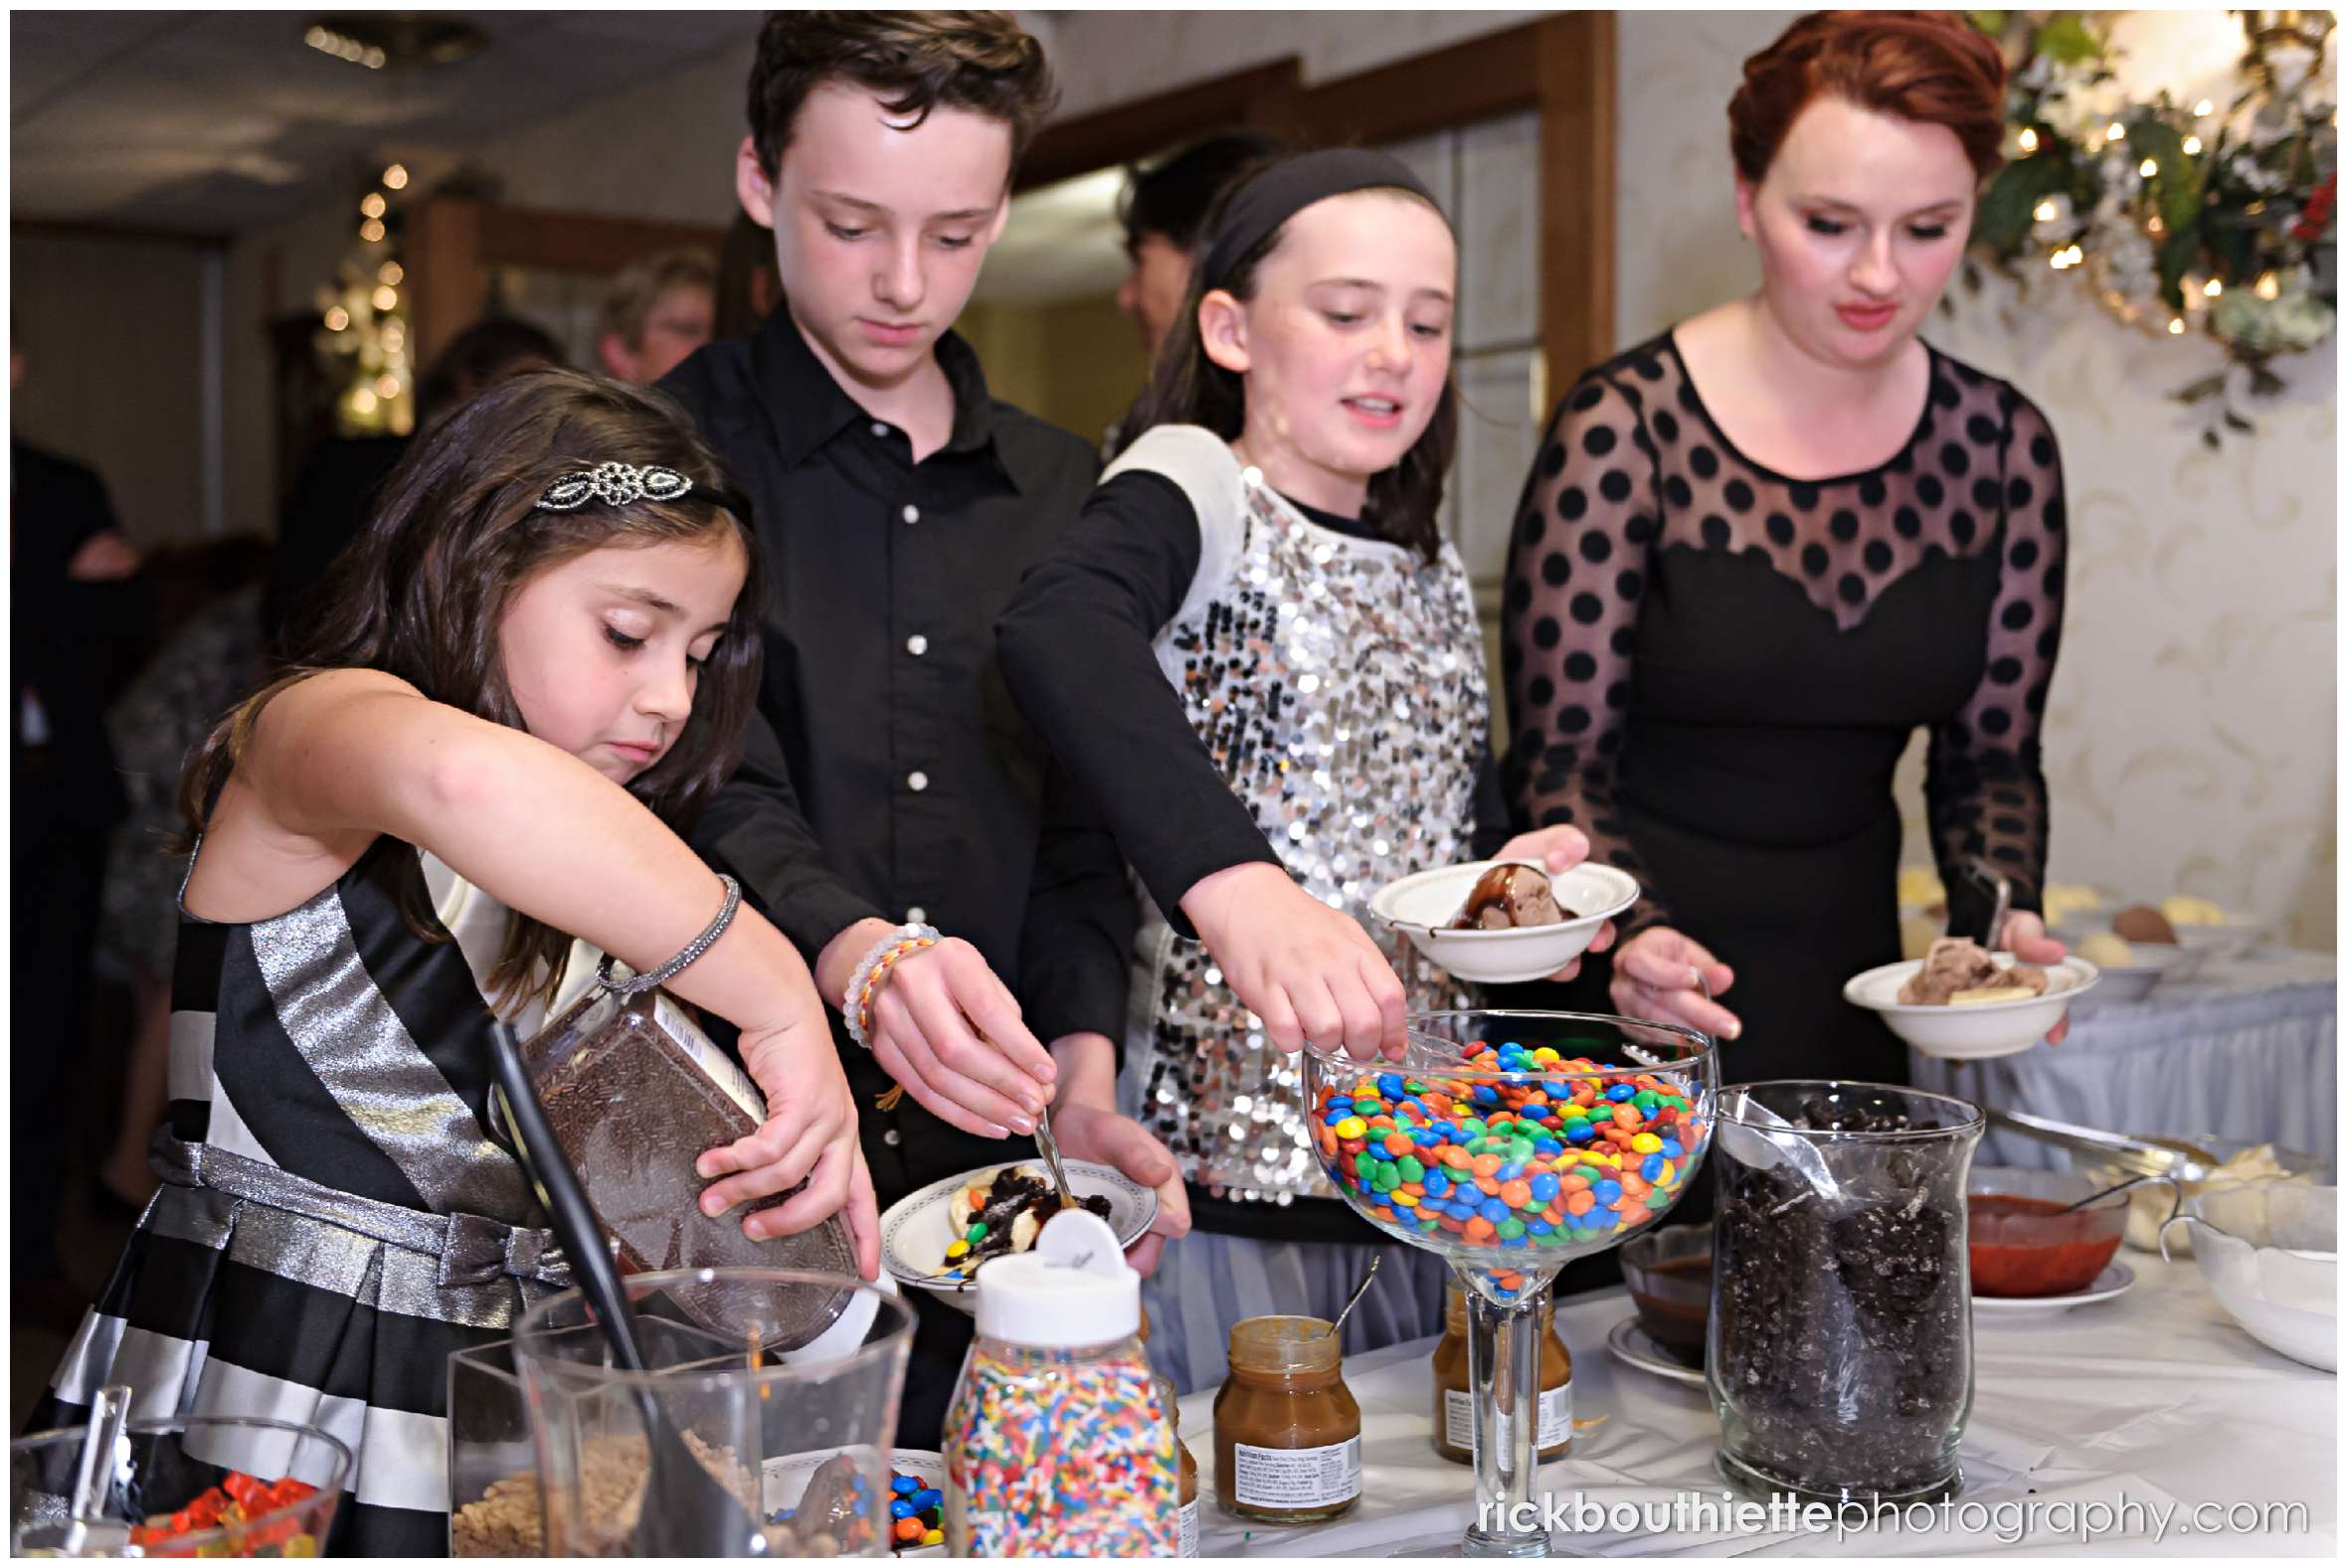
[1611,10,2338,951]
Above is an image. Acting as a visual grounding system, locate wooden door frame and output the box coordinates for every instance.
[1015,14,1616,392]
[407,199,726,367]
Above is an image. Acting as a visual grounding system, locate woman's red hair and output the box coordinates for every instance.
[1729,11,2008,185]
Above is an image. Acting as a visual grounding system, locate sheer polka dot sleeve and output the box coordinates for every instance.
[1923,391,2066,916]
[1501,373,1673,937]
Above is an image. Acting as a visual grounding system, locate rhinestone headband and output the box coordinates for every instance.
[536,461,693,512]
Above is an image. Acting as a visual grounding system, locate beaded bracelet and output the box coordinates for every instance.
[597,875,741,996]
[841,922,941,1049]
[853,938,937,1047]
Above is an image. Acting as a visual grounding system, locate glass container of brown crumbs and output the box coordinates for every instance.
[1211,1315,1361,1523]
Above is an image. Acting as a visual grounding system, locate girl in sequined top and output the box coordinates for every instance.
[996,149,1603,1392]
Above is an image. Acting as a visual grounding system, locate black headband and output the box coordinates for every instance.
[1196,147,1445,293]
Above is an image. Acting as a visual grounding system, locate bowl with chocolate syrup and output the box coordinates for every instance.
[1371,860,1639,984]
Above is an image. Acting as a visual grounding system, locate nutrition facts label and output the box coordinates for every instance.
[1231,1439,1362,1509]
[655,991,765,1122]
[1445,1383,1572,1455]
[1177,1499,1198,1556]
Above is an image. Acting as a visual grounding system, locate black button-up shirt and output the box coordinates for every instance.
[661,309,1134,1202]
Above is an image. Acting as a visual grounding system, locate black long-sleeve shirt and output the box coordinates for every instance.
[660,310,1136,1202]
[996,467,1516,933]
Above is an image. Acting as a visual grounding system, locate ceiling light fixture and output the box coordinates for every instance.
[303,15,486,72]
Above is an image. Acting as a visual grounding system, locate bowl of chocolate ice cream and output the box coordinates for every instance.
[1844,937,2098,1060]
[1369,859,1638,984]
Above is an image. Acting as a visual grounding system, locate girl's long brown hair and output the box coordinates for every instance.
[1123,175,1458,563]
[180,369,766,1011]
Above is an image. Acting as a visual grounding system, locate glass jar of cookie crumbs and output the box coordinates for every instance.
[1711,1082,1983,1508]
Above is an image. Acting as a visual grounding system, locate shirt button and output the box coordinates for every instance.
[901,504,920,525]
[907,770,929,792]
[870,422,890,438]
[906,633,928,656]
[882,1129,901,1146]
[907,907,928,924]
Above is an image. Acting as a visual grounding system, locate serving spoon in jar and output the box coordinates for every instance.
[1324,1253,1382,1340]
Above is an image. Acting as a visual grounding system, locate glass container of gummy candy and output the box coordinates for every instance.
[1709,1082,1984,1508]
[508,984,856,1344]
[12,1413,351,1557]
[1303,1010,1715,1557]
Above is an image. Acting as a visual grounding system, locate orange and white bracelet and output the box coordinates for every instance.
[841,922,940,1049]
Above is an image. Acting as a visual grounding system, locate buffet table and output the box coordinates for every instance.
[1179,1251,2337,1556]
[1909,946,2337,1168]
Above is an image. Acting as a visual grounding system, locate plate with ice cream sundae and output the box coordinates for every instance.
[1370,859,1639,984]
[1845,937,2099,1059]
[879,1159,1156,1313]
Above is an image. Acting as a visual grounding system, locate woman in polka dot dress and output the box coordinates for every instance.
[1502,11,2070,1089]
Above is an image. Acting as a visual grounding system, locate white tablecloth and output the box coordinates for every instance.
[1908,947,2337,1168]
[1180,1251,2337,1556]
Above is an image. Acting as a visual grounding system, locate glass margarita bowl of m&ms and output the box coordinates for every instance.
[1303,1011,1715,1559]
[1305,1012,1716,1285]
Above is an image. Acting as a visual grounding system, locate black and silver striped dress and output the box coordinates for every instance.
[30,836,577,1556]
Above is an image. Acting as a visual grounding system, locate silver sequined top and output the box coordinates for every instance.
[1107,426,1488,1203]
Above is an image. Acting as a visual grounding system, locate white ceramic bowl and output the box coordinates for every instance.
[2163,1180,2337,1371]
[1369,860,1638,984]
[760,1448,945,1557]
[2050,924,2193,1003]
[2172,918,2265,965]
[1844,954,2098,1059]
[879,1160,1157,1314]
[2080,1136,2331,1254]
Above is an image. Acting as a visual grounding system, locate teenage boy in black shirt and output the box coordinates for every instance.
[662,11,1186,1443]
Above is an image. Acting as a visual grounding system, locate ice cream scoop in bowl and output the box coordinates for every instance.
[1845,940,2098,1060]
[1304,1010,1715,1555]
[1370,861,1638,984]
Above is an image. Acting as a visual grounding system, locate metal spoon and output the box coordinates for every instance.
[60,1383,133,1557]
[1326,1253,1382,1340]
[2052,1169,2180,1218]
[1985,1107,2221,1181]
[1032,1102,1079,1211]
[1717,1089,1844,1210]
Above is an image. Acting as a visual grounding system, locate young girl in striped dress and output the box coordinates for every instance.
[30,369,875,1553]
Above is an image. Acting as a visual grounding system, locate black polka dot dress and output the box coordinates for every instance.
[1500,331,2067,1085]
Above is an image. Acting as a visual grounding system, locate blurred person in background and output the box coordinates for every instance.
[92,535,274,1218]
[12,342,153,1330]
[264,315,561,652]
[1103,129,1287,455]
[1114,130,1289,362]
[595,249,717,382]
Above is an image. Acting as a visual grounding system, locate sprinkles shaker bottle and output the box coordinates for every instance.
[943,1210,1176,1557]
